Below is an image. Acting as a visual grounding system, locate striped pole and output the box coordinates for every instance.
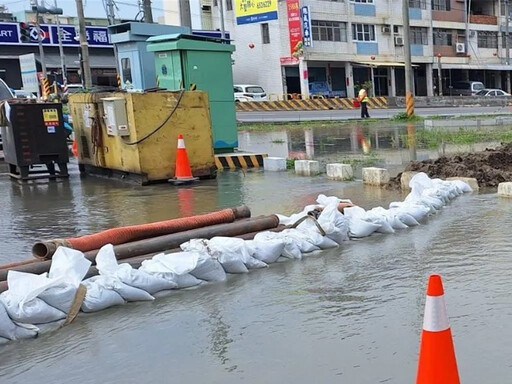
[62,78,69,100]
[406,91,415,118]
[117,74,121,89]
[40,77,51,100]
[416,274,460,384]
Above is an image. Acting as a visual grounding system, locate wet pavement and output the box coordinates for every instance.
[0,123,511,383]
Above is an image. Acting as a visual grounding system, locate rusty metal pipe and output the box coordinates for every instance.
[32,205,252,260]
[0,215,280,281]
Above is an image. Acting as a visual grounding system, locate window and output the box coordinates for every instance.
[503,33,512,47]
[226,0,232,11]
[432,0,450,11]
[121,58,132,83]
[409,0,426,9]
[312,20,347,42]
[261,23,270,44]
[351,0,373,3]
[478,31,497,48]
[410,27,428,45]
[433,29,452,46]
[234,86,243,93]
[246,86,265,93]
[393,25,399,34]
[352,23,376,41]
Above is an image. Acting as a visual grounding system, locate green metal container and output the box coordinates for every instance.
[147,34,237,153]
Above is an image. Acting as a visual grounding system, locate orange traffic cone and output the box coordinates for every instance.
[72,140,78,157]
[416,274,460,384]
[170,134,198,185]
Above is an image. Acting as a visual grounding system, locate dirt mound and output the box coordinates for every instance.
[388,142,512,189]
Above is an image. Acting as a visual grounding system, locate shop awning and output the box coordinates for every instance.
[440,63,512,71]
[354,61,420,67]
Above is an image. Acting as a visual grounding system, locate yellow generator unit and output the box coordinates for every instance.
[69,91,216,184]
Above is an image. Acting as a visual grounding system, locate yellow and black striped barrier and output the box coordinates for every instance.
[117,74,121,89]
[40,77,50,100]
[235,97,388,112]
[215,153,267,170]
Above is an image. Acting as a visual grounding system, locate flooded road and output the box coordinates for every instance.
[0,122,511,383]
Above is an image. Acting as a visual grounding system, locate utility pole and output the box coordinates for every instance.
[402,0,414,117]
[142,0,153,23]
[437,54,443,96]
[34,0,47,77]
[219,0,226,41]
[506,0,511,94]
[106,0,120,83]
[464,0,470,61]
[54,0,66,87]
[179,0,192,28]
[75,0,92,88]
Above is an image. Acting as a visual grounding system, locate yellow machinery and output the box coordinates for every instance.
[69,91,216,184]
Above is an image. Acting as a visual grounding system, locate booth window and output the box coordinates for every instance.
[121,58,132,83]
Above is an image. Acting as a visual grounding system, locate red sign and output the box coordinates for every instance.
[280,56,300,65]
[286,0,303,57]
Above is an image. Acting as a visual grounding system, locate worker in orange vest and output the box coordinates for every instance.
[358,88,370,119]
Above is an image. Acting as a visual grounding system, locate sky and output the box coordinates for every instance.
[2,0,165,20]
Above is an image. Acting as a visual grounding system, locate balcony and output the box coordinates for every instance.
[469,14,498,25]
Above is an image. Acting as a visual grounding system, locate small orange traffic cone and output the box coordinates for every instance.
[416,274,460,384]
[72,140,78,157]
[170,134,198,185]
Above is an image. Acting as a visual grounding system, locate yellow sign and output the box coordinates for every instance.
[235,0,278,25]
[42,108,59,126]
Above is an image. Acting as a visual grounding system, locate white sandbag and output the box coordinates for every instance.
[140,256,202,288]
[153,252,226,282]
[189,252,227,281]
[390,202,430,221]
[180,238,209,253]
[0,337,9,345]
[0,271,67,324]
[206,237,249,273]
[316,194,352,207]
[409,172,433,195]
[316,202,350,243]
[0,301,37,340]
[295,216,340,249]
[36,319,65,335]
[347,218,381,238]
[451,179,472,193]
[246,237,284,264]
[395,211,419,226]
[81,279,125,313]
[38,283,77,314]
[96,244,176,294]
[85,275,153,302]
[390,216,409,230]
[276,204,321,226]
[281,229,320,253]
[38,246,93,314]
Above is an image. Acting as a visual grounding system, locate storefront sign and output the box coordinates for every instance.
[286,0,303,57]
[301,6,312,48]
[280,56,299,65]
[235,0,278,25]
[0,22,112,47]
[19,53,39,93]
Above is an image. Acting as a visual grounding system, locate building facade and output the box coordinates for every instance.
[209,0,512,98]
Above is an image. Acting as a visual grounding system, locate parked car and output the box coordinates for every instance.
[234,84,267,102]
[448,81,485,96]
[474,89,511,97]
[0,79,14,102]
[13,90,37,99]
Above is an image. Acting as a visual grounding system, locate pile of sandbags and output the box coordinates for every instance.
[0,173,471,345]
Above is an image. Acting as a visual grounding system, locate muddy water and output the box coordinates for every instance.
[0,148,511,382]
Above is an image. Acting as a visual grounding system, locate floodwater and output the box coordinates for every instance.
[0,123,511,383]
[238,121,505,177]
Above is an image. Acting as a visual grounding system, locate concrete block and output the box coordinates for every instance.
[295,160,320,176]
[263,157,287,172]
[326,163,353,181]
[498,182,512,197]
[362,167,390,186]
[400,171,418,190]
[446,177,479,191]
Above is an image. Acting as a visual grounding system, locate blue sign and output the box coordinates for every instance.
[301,6,313,48]
[0,22,112,48]
[0,23,18,43]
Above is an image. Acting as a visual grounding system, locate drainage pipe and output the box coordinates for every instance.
[32,206,251,260]
[0,215,280,281]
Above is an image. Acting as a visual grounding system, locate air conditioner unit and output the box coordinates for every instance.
[381,26,391,34]
[456,43,465,53]
[394,36,404,46]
